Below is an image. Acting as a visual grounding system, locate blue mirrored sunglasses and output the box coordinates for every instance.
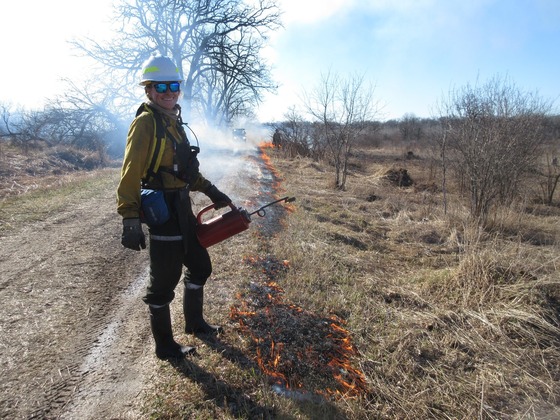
[152,82,180,93]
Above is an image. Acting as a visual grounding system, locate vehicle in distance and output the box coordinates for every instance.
[232,128,246,142]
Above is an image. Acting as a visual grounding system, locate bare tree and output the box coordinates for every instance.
[399,113,423,142]
[304,71,379,189]
[0,103,17,140]
[535,151,560,205]
[438,75,552,221]
[535,116,560,204]
[277,107,316,158]
[0,79,126,159]
[0,103,60,152]
[48,79,130,156]
[72,0,280,125]
[197,27,272,124]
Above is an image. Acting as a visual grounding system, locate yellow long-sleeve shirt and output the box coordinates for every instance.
[116,107,211,219]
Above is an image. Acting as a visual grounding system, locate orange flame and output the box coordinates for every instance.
[258,142,285,197]
[230,256,369,399]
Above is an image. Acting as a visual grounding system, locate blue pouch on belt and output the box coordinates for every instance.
[140,189,170,226]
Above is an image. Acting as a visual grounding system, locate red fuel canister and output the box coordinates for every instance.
[196,203,251,248]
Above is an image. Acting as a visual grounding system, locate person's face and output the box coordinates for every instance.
[147,82,181,110]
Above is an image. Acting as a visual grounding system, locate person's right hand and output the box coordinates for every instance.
[121,218,146,251]
[205,185,232,210]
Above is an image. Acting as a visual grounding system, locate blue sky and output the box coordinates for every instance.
[1,0,559,122]
[259,0,560,121]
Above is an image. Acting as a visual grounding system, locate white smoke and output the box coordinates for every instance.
[188,122,276,209]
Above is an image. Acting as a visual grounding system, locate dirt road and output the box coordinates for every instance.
[0,142,267,419]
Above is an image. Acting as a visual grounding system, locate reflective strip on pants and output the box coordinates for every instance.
[150,234,183,241]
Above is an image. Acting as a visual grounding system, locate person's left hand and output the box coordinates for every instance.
[205,185,232,209]
[121,218,146,251]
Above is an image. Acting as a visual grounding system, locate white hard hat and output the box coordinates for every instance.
[139,55,183,85]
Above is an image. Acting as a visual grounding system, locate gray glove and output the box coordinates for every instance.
[121,218,146,251]
[205,185,232,210]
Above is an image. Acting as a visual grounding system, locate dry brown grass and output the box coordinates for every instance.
[0,168,119,235]
[149,144,560,419]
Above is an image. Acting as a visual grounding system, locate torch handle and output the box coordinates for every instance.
[197,202,237,224]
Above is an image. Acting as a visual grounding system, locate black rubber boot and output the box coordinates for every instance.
[183,286,223,335]
[149,305,195,359]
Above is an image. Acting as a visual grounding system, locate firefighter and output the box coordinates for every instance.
[117,55,232,359]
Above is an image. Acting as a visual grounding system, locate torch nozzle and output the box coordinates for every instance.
[250,196,296,217]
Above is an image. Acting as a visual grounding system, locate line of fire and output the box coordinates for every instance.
[229,142,369,399]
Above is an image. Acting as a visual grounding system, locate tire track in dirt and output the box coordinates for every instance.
[56,266,153,420]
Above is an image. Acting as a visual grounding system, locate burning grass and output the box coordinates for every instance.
[225,145,369,405]
[230,255,368,399]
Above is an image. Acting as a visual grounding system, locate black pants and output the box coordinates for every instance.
[142,190,212,306]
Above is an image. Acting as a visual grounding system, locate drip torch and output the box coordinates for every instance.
[196,196,296,248]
